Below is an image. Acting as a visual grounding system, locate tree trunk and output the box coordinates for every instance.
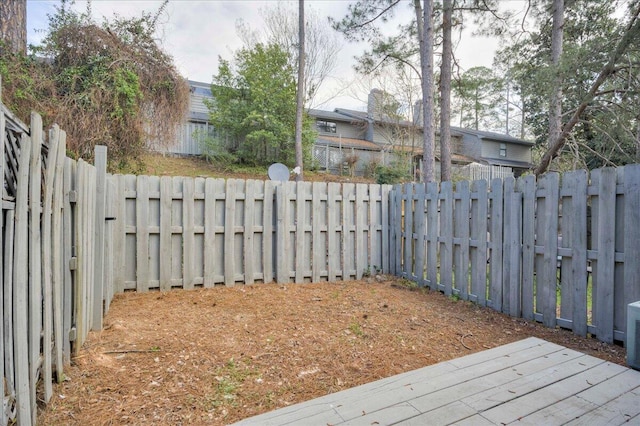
[0,0,26,55]
[548,0,564,149]
[415,0,435,183]
[294,0,305,181]
[439,0,452,182]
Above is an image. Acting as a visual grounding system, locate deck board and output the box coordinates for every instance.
[232,338,640,426]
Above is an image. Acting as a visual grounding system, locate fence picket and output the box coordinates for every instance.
[62,158,74,363]
[343,183,356,280]
[312,182,325,282]
[13,133,31,423]
[455,181,470,299]
[566,170,588,336]
[224,179,238,286]
[489,178,503,312]
[263,181,275,283]
[381,185,390,273]
[41,126,61,403]
[4,210,15,420]
[594,168,617,343]
[440,181,454,296]
[502,177,515,314]
[623,165,640,338]
[403,184,413,279]
[518,175,536,321]
[470,179,488,305]
[28,114,43,422]
[92,146,107,330]
[426,182,438,290]
[136,175,150,292]
[414,183,426,286]
[540,173,560,328]
[355,184,367,279]
[183,178,195,289]
[244,180,256,284]
[327,183,339,281]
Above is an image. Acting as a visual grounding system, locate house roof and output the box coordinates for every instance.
[316,136,381,151]
[484,158,534,169]
[308,109,363,122]
[451,127,534,146]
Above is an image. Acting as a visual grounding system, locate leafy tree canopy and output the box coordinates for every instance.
[207,43,315,167]
[0,0,189,171]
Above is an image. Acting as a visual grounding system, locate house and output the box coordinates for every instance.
[160,82,533,181]
[310,89,534,180]
[151,80,214,156]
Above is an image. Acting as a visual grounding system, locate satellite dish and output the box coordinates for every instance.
[268,163,290,181]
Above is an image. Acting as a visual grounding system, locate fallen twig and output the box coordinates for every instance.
[460,333,473,350]
[103,349,160,354]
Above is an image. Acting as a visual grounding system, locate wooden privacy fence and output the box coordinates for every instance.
[1,101,112,425]
[391,165,640,345]
[109,176,392,291]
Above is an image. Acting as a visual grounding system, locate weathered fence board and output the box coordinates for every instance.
[110,177,393,290]
[13,132,31,423]
[394,164,640,345]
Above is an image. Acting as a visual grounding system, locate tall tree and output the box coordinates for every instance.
[237,2,339,107]
[294,0,305,181]
[548,0,564,149]
[416,0,436,182]
[439,0,453,182]
[332,0,437,182]
[452,66,504,131]
[0,0,26,54]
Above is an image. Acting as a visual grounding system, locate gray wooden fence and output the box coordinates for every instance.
[109,176,392,291]
[1,100,113,425]
[391,166,640,345]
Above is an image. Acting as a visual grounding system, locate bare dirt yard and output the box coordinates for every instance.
[38,277,625,426]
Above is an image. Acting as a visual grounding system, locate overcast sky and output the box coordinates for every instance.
[26,0,506,111]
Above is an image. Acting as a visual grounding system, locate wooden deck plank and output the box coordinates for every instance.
[231,338,640,426]
[409,348,589,415]
[480,361,629,425]
[564,387,640,425]
[516,369,640,425]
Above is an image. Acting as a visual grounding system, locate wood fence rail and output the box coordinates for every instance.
[391,167,640,345]
[109,176,392,291]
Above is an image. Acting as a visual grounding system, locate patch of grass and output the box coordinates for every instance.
[206,358,259,410]
[349,321,364,337]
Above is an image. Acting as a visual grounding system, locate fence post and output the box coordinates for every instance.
[92,146,107,330]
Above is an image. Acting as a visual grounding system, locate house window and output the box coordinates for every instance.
[317,120,337,133]
[499,143,507,157]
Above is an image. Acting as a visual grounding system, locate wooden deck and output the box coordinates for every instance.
[232,337,640,426]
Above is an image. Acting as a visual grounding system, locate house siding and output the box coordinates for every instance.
[316,120,365,140]
[481,140,532,163]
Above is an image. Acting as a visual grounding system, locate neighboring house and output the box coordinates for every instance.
[157,82,533,181]
[310,89,534,180]
[151,80,214,156]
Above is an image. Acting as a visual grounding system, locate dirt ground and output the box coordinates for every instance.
[37,277,626,426]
